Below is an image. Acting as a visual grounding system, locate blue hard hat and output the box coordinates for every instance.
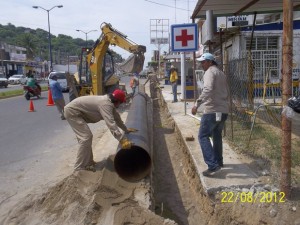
[197,53,216,62]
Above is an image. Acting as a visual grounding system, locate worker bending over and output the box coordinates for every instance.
[64,89,137,171]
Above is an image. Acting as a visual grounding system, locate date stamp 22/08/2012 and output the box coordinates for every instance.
[220,191,286,203]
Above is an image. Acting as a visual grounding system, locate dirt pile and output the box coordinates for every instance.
[2,156,177,225]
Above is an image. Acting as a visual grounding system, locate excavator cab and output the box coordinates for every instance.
[77,48,117,95]
[78,47,91,85]
[74,47,94,96]
[102,51,119,94]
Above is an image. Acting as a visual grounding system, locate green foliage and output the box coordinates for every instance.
[0,23,124,63]
[15,33,37,59]
[111,51,124,63]
[148,61,158,67]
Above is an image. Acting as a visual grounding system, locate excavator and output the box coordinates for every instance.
[70,22,146,98]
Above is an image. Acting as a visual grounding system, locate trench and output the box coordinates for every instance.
[149,80,214,225]
[148,76,300,225]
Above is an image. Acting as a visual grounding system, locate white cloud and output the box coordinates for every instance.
[1,0,197,65]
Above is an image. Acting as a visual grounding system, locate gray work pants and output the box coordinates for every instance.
[54,98,65,119]
[64,107,94,170]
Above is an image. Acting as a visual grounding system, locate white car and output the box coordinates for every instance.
[8,74,27,85]
[48,71,69,92]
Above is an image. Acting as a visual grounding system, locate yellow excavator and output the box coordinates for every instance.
[70,22,146,98]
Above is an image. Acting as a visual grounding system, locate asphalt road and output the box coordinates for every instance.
[0,76,134,167]
[0,92,71,166]
[0,91,106,213]
[0,75,142,214]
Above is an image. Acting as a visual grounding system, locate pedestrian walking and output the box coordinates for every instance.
[64,89,137,171]
[49,74,66,120]
[191,53,229,176]
[169,65,178,103]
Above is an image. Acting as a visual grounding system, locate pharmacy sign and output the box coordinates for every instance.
[171,23,198,52]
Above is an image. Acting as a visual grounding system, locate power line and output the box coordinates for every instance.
[144,0,190,11]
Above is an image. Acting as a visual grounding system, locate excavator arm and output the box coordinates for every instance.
[84,22,146,95]
[101,23,146,57]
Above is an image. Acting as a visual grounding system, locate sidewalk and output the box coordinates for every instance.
[159,83,264,194]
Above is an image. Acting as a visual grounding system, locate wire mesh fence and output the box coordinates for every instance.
[223,35,300,171]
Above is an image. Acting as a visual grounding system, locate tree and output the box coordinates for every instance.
[16,33,37,60]
[0,23,124,63]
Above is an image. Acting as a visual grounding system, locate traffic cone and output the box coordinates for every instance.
[47,88,55,106]
[28,100,35,112]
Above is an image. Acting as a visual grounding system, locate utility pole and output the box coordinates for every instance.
[32,5,63,71]
[281,0,293,199]
[76,29,97,47]
[150,19,169,78]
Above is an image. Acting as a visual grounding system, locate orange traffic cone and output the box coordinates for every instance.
[47,88,55,106]
[28,100,35,112]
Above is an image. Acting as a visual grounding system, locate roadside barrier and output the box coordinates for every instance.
[47,88,55,106]
[28,100,35,112]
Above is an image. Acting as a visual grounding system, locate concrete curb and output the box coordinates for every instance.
[159,83,265,195]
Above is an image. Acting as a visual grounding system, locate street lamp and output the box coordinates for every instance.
[32,5,63,71]
[76,30,97,47]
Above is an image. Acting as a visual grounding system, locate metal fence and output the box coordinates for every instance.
[224,38,300,170]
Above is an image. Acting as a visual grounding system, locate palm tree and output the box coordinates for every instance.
[16,33,36,60]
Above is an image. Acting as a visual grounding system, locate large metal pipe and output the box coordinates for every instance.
[114,90,152,182]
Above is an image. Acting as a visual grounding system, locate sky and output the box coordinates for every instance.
[1,0,197,66]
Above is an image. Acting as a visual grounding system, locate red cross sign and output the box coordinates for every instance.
[171,23,198,52]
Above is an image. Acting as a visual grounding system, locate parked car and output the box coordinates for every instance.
[48,71,69,92]
[0,73,8,88]
[8,74,27,85]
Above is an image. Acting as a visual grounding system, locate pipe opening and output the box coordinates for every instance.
[114,146,151,182]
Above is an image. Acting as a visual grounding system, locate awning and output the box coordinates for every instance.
[191,0,300,19]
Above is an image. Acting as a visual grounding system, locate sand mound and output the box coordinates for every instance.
[2,156,176,225]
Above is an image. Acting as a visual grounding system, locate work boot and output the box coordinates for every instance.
[85,164,96,172]
[202,166,221,177]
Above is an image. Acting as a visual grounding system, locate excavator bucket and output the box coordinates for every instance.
[119,53,145,74]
